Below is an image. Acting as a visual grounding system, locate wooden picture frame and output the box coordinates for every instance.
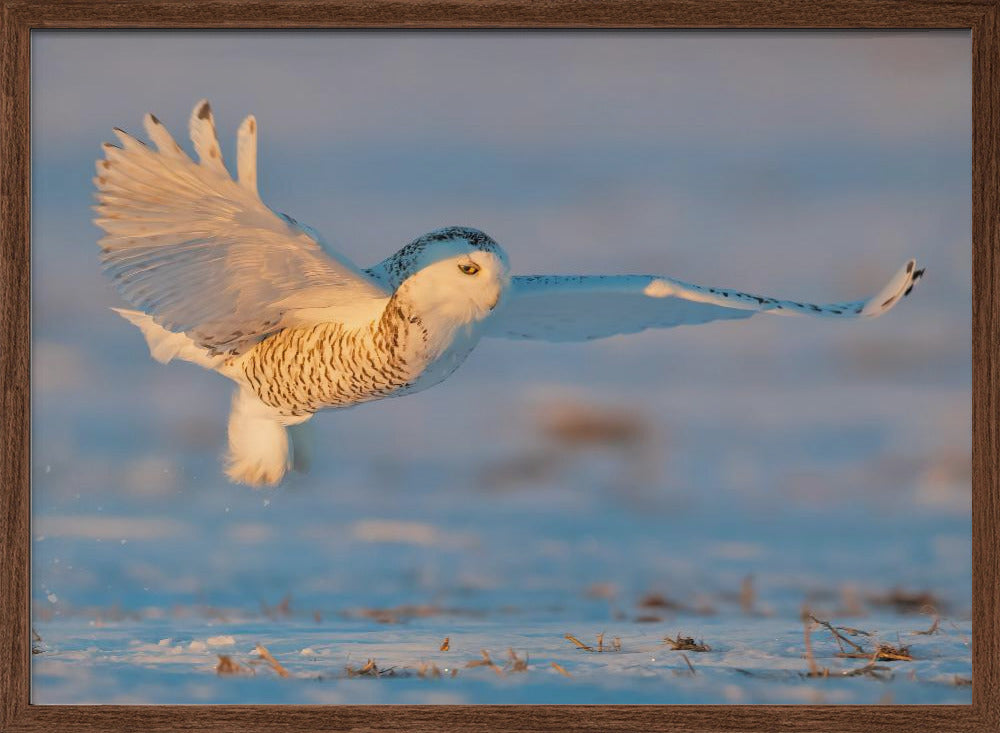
[1,1,996,730]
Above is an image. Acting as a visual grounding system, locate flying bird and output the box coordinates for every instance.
[95,100,924,487]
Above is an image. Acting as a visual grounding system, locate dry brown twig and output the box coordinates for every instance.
[840,648,894,680]
[564,632,621,653]
[680,653,697,676]
[346,658,381,677]
[551,661,572,677]
[874,644,914,662]
[809,614,866,654]
[31,627,44,655]
[914,606,942,636]
[465,649,504,676]
[563,633,594,652]
[254,644,290,678]
[507,648,529,673]
[215,655,251,676]
[915,617,941,636]
[808,611,913,668]
[416,662,443,679]
[664,634,711,652]
[802,614,828,678]
[837,643,913,662]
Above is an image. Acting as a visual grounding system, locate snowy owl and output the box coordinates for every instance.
[95,101,924,487]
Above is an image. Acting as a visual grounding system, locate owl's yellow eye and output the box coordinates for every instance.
[458,262,481,276]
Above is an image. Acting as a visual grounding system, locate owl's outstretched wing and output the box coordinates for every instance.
[483,260,923,342]
[95,100,390,356]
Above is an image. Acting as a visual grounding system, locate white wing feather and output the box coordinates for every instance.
[484,260,923,341]
[94,100,389,355]
[236,114,258,194]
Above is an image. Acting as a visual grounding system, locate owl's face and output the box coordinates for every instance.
[387,227,511,326]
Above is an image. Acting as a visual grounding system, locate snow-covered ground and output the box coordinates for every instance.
[30,31,971,704]
[33,613,971,705]
[30,385,973,704]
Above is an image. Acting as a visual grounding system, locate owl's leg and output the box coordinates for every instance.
[225,387,301,487]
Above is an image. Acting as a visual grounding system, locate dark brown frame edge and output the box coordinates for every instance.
[1,1,996,731]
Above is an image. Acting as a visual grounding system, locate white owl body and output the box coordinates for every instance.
[96,101,923,487]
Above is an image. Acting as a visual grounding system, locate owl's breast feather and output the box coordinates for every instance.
[236,300,483,415]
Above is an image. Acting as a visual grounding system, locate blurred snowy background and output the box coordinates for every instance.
[31,31,971,704]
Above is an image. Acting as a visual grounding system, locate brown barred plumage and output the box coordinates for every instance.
[237,295,431,418]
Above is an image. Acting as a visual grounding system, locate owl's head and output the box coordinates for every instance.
[373,227,511,325]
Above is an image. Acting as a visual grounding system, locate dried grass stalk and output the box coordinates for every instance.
[254,644,290,678]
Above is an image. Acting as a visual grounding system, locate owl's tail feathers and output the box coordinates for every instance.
[225,387,297,488]
[113,308,224,370]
